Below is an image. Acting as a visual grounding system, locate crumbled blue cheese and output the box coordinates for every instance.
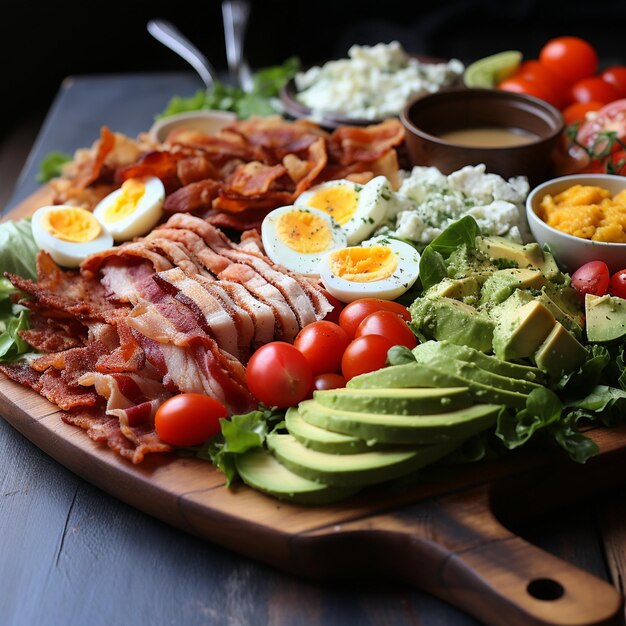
[294,41,464,121]
[378,164,531,245]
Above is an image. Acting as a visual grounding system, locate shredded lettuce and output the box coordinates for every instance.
[157,56,300,120]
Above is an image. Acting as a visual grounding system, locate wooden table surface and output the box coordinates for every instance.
[1,72,626,626]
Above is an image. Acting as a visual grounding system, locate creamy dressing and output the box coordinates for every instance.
[439,127,538,147]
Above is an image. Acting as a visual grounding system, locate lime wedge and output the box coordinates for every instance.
[463,50,523,88]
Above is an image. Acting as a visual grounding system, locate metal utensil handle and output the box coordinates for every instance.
[147,19,216,91]
[222,1,253,91]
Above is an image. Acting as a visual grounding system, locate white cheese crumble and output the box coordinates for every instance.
[294,41,464,121]
[377,164,531,245]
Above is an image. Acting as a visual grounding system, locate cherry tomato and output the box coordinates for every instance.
[577,99,626,150]
[355,310,417,349]
[563,101,604,126]
[321,290,345,325]
[498,76,551,102]
[601,66,626,98]
[294,320,350,375]
[338,298,411,339]
[514,60,570,108]
[341,335,394,381]
[570,76,620,105]
[539,36,598,84]
[245,342,313,408]
[571,261,610,300]
[313,372,346,391]
[155,393,228,447]
[609,269,626,299]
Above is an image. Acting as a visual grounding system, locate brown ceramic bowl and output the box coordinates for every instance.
[400,87,565,185]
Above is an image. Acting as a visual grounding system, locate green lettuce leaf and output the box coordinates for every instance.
[37,151,72,183]
[0,218,38,280]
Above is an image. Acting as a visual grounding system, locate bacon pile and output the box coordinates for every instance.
[1,115,405,464]
[1,214,333,463]
[50,116,404,231]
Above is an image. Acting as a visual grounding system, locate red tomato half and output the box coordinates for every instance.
[355,310,417,349]
[571,261,610,300]
[601,66,626,98]
[155,393,228,447]
[294,321,350,375]
[246,342,313,408]
[341,335,394,381]
[577,99,626,150]
[609,269,626,299]
[539,36,598,84]
[338,298,410,339]
[570,77,620,105]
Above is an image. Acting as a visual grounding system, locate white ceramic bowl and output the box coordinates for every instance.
[148,110,237,143]
[526,173,626,274]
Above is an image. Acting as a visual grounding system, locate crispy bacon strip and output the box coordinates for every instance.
[330,119,405,165]
[71,126,116,189]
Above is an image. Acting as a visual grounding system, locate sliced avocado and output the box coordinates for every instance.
[424,276,481,303]
[299,399,501,445]
[410,296,494,352]
[479,268,548,305]
[267,432,457,487]
[285,407,379,454]
[533,322,587,379]
[446,244,494,281]
[313,386,473,415]
[410,353,543,395]
[536,286,584,339]
[475,235,562,280]
[413,340,546,384]
[492,300,556,360]
[347,361,529,409]
[585,293,626,343]
[235,447,359,504]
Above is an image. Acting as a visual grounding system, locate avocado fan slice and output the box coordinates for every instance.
[298,400,501,445]
[312,386,473,415]
[267,433,458,487]
[234,447,359,505]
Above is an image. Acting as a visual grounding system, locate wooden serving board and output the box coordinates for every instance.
[2,190,625,626]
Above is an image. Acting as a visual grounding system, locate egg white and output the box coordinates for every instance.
[319,236,421,303]
[31,205,114,269]
[93,176,165,242]
[261,205,347,275]
[294,176,394,245]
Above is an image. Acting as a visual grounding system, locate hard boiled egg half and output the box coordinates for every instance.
[31,205,114,268]
[93,176,165,242]
[319,236,420,303]
[261,205,347,275]
[294,176,394,245]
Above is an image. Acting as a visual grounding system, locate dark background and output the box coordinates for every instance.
[3,0,626,138]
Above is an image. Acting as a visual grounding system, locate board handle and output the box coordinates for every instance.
[299,486,622,626]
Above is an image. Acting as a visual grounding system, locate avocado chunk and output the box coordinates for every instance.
[445,243,494,281]
[347,361,529,409]
[410,296,494,352]
[298,400,501,445]
[285,407,379,454]
[235,447,359,505]
[585,293,626,343]
[533,322,587,379]
[475,235,562,280]
[424,276,481,302]
[492,300,556,360]
[313,386,473,415]
[266,432,457,487]
[536,287,584,339]
[479,268,548,305]
[413,340,546,384]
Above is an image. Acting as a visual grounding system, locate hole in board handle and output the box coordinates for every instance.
[527,578,565,601]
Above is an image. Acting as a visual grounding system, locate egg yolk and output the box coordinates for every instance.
[327,245,398,282]
[41,207,102,243]
[102,179,146,224]
[307,185,358,225]
[276,210,333,253]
